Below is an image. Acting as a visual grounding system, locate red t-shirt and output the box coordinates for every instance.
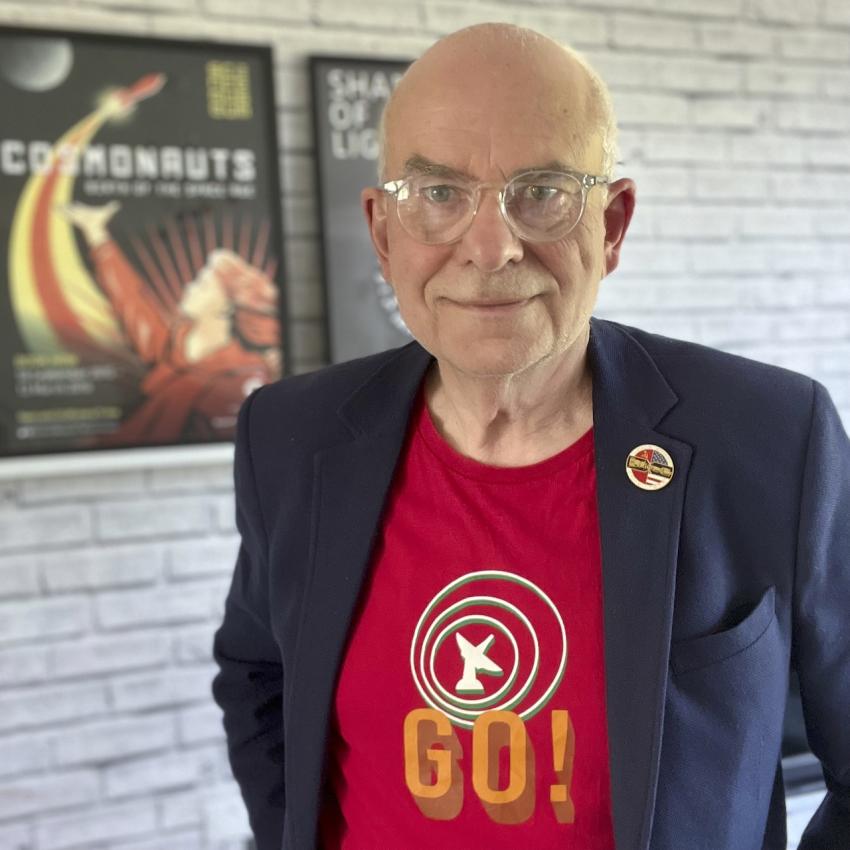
[320,391,615,849]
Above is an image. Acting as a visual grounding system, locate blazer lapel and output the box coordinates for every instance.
[286,343,432,849]
[589,319,692,850]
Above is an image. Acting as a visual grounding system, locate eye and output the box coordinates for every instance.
[422,184,457,203]
[525,185,561,202]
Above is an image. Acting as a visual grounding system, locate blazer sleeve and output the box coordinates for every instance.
[794,380,850,849]
[212,387,285,850]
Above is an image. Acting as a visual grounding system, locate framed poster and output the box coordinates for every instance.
[311,55,410,364]
[0,26,287,459]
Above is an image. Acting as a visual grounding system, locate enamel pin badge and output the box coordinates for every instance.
[626,444,674,491]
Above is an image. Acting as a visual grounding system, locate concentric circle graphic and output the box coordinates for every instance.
[410,570,567,729]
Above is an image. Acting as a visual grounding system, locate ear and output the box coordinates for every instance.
[602,177,636,277]
[361,187,392,283]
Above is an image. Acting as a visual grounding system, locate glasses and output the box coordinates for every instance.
[381,169,610,245]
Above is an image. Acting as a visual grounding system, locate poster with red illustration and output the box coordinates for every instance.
[0,26,286,457]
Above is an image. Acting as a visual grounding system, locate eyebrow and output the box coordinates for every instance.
[402,155,576,181]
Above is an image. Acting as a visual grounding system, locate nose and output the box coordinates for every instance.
[454,189,524,273]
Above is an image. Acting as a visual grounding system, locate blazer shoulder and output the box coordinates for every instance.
[240,342,421,448]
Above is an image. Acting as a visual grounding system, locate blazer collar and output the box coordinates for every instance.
[289,318,691,850]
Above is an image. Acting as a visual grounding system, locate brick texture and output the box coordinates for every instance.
[0,1,846,848]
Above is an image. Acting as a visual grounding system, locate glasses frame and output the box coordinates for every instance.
[380,168,610,245]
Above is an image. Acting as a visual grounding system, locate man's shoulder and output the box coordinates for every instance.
[608,319,813,399]
[240,341,425,448]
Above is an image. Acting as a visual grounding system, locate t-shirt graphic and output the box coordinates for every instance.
[320,392,616,850]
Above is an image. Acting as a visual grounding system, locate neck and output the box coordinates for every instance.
[426,325,593,466]
[183,314,232,362]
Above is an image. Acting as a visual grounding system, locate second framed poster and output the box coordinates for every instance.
[311,55,410,364]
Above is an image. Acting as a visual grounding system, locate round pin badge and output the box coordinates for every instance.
[626,444,674,491]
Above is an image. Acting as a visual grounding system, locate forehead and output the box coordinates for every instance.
[385,49,600,176]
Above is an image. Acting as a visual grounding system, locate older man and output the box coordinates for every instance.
[212,23,850,850]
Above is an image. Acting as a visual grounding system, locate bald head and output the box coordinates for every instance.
[378,23,618,181]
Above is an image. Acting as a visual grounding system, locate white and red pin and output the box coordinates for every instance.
[626,444,674,491]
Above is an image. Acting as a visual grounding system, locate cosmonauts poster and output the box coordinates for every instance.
[0,27,286,457]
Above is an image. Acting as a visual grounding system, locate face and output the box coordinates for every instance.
[363,33,634,379]
[180,265,230,321]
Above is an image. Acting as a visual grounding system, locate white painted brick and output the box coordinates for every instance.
[770,171,850,202]
[0,644,49,687]
[111,665,216,712]
[0,769,98,819]
[110,829,205,850]
[652,205,738,238]
[95,585,211,630]
[201,784,252,841]
[644,130,728,163]
[739,207,816,236]
[0,682,107,732]
[816,210,850,237]
[213,495,239,534]
[0,557,39,598]
[88,0,196,8]
[778,29,850,63]
[179,702,225,746]
[96,497,211,542]
[822,0,850,27]
[691,242,773,274]
[611,15,698,51]
[816,344,850,372]
[281,152,316,197]
[816,278,850,306]
[823,69,850,99]
[166,536,239,580]
[41,544,162,592]
[279,108,313,152]
[36,799,158,850]
[275,65,310,109]
[655,0,742,15]
[274,26,431,59]
[777,311,850,340]
[623,206,653,238]
[422,3,606,45]
[0,2,150,32]
[0,823,32,850]
[745,63,822,96]
[698,311,774,346]
[148,463,233,494]
[742,277,817,308]
[0,596,90,647]
[285,238,322,285]
[173,623,217,663]
[0,505,92,553]
[202,0,309,22]
[158,789,202,830]
[19,470,146,505]
[805,136,850,167]
[694,168,770,200]
[316,0,421,29]
[617,240,689,274]
[105,748,217,799]
[769,241,848,273]
[284,194,321,239]
[51,714,175,767]
[0,733,50,778]
[650,56,742,94]
[48,632,170,680]
[291,320,329,363]
[691,98,768,129]
[777,102,850,133]
[747,0,817,26]
[612,91,689,126]
[583,51,651,88]
[731,133,806,165]
[700,22,775,57]
[626,166,690,199]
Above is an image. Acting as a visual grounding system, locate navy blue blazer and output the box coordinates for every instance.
[212,318,850,850]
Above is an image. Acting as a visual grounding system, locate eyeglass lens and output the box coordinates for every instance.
[394,171,585,244]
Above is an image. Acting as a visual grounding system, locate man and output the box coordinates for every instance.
[212,23,850,850]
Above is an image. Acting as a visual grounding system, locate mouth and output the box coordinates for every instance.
[447,296,534,314]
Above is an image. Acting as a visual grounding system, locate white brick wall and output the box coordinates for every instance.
[0,0,847,848]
